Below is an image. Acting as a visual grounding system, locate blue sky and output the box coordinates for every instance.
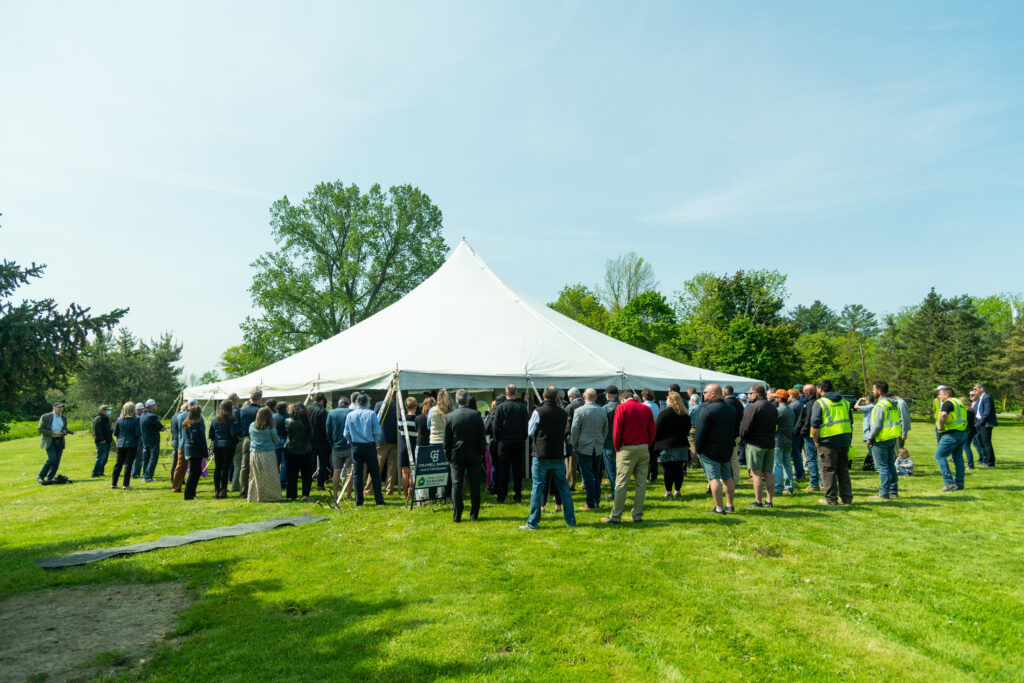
[2,1,1022,378]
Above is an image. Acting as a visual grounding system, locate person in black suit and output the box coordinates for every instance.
[444,389,487,522]
[972,383,998,467]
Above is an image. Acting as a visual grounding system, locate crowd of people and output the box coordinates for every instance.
[33,379,1000,525]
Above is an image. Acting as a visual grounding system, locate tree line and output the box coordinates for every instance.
[550,253,1023,414]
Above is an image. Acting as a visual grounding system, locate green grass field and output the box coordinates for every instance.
[2,418,1022,681]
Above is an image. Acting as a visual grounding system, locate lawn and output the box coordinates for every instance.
[1,417,1022,681]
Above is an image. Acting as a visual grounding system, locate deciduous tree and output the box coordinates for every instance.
[242,181,447,363]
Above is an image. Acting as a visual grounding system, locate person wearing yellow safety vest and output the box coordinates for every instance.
[865,380,902,500]
[809,379,854,506]
[934,385,968,492]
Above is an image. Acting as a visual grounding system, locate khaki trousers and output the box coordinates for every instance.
[565,452,577,488]
[238,437,252,497]
[609,444,650,522]
[231,439,244,491]
[366,442,399,495]
[171,449,186,492]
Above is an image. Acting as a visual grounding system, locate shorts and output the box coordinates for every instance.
[698,454,733,481]
[331,449,351,470]
[745,445,774,472]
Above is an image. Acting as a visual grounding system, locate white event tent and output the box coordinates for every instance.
[183,241,761,402]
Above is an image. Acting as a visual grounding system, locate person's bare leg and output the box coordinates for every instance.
[710,479,725,510]
[752,473,763,504]
[725,478,735,507]
[765,471,775,505]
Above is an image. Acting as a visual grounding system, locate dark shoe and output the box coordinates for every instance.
[955,485,965,491]
[940,484,956,492]
[470,515,478,521]
[453,517,461,523]
[725,505,735,513]
[818,498,837,506]
[764,502,773,508]
[748,501,763,508]
[709,507,726,515]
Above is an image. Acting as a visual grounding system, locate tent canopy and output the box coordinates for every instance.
[184,241,761,401]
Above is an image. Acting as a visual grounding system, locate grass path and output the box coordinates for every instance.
[2,419,1022,681]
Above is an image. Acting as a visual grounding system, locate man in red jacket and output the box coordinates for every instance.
[602,389,656,524]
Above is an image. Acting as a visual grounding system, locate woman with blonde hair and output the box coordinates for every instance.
[111,401,142,490]
[654,391,691,498]
[429,389,451,445]
[427,391,451,501]
[181,404,208,500]
[249,406,282,502]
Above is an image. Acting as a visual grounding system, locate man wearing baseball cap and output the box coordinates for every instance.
[37,401,72,484]
[139,399,166,482]
[131,403,147,478]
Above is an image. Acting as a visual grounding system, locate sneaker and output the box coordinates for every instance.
[123,486,133,491]
[144,478,154,483]
[663,492,672,498]
[869,495,890,501]
[600,517,621,524]
[748,501,763,508]
[940,484,957,492]
[111,485,118,490]
[709,507,726,515]
[725,505,735,513]
[955,485,965,491]
[818,498,837,506]
[764,502,773,508]
[518,524,538,530]
[36,477,45,484]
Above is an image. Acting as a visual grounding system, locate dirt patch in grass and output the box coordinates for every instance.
[0,582,192,682]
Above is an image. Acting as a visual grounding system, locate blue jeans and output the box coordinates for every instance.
[578,452,601,508]
[526,458,576,528]
[140,443,160,479]
[963,433,977,468]
[791,437,805,480]
[772,446,794,493]
[934,431,967,487]
[602,447,616,496]
[38,441,64,480]
[803,437,820,488]
[92,442,111,477]
[870,439,899,497]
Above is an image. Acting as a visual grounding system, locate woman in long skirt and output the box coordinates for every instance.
[248,406,282,502]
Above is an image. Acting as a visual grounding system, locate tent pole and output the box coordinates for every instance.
[395,373,416,507]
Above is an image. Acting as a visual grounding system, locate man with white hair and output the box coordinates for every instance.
[571,388,608,511]
[564,387,583,490]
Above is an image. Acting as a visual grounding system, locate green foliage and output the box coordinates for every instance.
[66,329,184,418]
[606,291,676,353]
[0,248,125,433]
[790,300,839,334]
[219,344,264,379]
[242,181,447,364]
[675,270,791,381]
[599,252,657,313]
[796,332,846,389]
[839,303,879,338]
[991,322,1024,406]
[547,284,609,333]
[712,317,801,387]
[876,289,990,414]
